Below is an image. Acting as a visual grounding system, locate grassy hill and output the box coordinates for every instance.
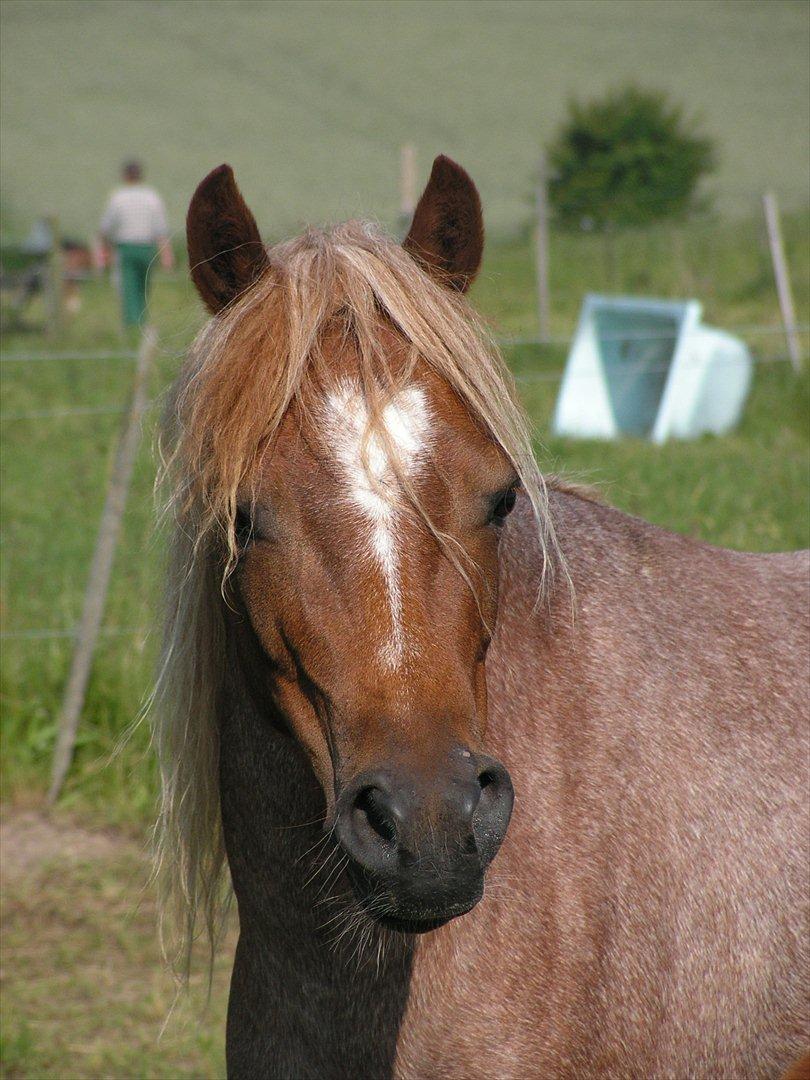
[1,0,809,240]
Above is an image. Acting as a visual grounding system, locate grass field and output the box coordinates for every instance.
[2,0,809,239]
[1,215,809,1077]
[2,217,808,818]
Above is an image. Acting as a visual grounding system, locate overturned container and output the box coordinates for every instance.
[552,295,752,443]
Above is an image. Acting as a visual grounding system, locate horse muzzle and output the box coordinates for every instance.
[334,748,514,932]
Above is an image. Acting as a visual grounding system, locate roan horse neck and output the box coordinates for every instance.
[218,608,414,1080]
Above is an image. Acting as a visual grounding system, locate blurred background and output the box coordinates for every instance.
[1,1,808,1077]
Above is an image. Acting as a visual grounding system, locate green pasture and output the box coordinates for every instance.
[1,218,809,1078]
[2,216,809,817]
[2,0,809,239]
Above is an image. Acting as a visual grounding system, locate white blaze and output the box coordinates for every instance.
[324,381,430,668]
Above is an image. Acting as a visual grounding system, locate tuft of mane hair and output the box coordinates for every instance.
[546,475,606,504]
[153,219,563,977]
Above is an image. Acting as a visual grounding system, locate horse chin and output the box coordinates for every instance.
[375,913,455,934]
[353,881,484,935]
[372,897,482,935]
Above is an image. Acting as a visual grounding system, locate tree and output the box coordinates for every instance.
[547,86,715,232]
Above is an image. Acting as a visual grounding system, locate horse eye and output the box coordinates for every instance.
[234,506,254,550]
[490,483,519,527]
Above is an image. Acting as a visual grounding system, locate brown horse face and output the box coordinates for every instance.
[188,156,516,930]
[235,358,517,929]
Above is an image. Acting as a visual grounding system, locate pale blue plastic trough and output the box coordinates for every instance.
[552,295,752,442]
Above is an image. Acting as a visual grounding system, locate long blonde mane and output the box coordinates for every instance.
[153,220,561,976]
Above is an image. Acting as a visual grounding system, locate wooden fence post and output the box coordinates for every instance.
[399,144,417,232]
[48,326,158,804]
[534,154,551,344]
[762,191,803,372]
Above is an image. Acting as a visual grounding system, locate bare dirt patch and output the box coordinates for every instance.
[0,807,232,1079]
[1,809,136,882]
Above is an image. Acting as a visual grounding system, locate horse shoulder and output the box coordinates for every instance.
[395,490,809,1078]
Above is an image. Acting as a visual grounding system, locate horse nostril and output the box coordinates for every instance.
[477,766,499,806]
[471,760,514,867]
[478,767,498,790]
[473,768,497,822]
[353,785,398,846]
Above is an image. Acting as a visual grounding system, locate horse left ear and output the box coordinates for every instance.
[403,155,484,293]
[186,164,271,314]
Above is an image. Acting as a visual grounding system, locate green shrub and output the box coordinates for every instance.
[548,86,715,231]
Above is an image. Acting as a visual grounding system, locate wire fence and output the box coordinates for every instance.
[1,326,807,421]
[2,349,801,424]
[499,324,810,348]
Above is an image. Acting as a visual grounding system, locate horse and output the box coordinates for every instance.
[153,156,809,1079]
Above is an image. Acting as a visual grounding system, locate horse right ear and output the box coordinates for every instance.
[186,164,270,315]
[403,155,484,293]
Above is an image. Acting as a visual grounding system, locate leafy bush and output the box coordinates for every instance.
[547,86,715,230]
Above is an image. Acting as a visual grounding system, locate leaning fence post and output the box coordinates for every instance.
[762,191,803,373]
[48,326,158,804]
[534,153,551,345]
[399,143,417,233]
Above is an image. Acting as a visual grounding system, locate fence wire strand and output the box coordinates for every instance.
[0,625,147,642]
[1,402,158,421]
[0,350,137,364]
[1,325,807,366]
[500,324,810,348]
[1,341,804,420]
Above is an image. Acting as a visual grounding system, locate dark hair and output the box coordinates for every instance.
[122,159,143,182]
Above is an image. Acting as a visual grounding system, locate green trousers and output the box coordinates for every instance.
[117,242,157,326]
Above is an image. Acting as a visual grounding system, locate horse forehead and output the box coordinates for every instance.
[322,380,432,483]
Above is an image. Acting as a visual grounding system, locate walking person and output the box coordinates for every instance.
[98,159,174,330]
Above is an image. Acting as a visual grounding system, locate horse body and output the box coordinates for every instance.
[218,488,808,1078]
[157,156,809,1079]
